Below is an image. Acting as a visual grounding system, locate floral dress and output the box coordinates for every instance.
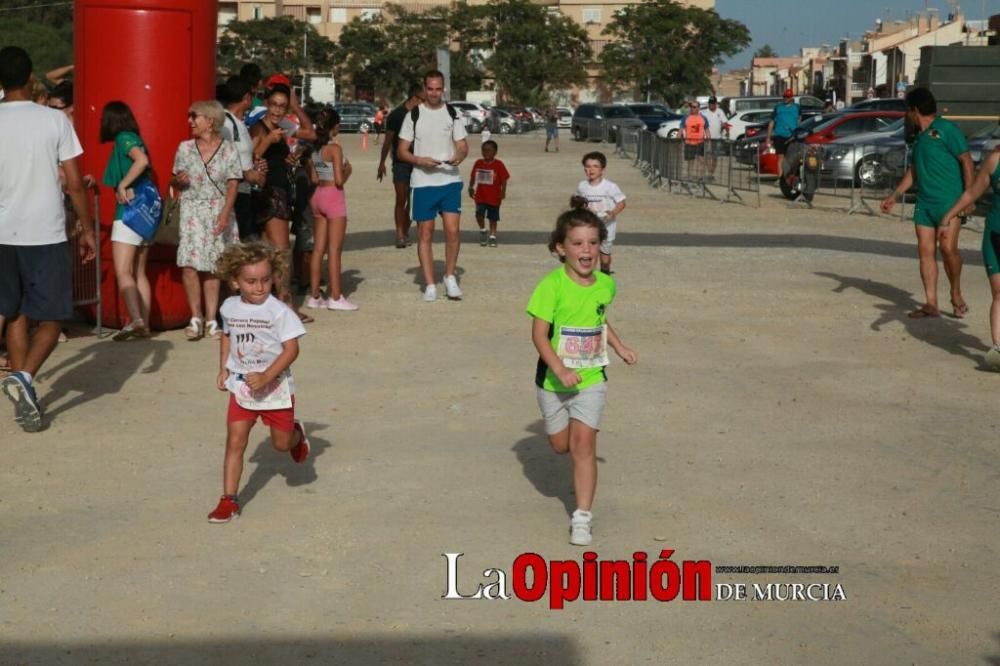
[172,138,242,271]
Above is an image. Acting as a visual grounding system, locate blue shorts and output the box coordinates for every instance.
[0,242,73,321]
[475,203,500,222]
[546,127,559,140]
[411,182,462,222]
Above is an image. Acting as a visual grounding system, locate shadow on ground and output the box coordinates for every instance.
[512,420,605,517]
[0,634,580,666]
[816,272,990,368]
[238,421,332,511]
[37,338,173,423]
[343,229,983,266]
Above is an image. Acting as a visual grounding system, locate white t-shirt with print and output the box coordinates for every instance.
[222,110,254,194]
[398,103,468,188]
[704,107,728,139]
[221,294,306,394]
[575,178,626,222]
[0,101,83,245]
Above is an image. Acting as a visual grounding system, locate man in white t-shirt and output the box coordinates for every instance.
[703,96,728,179]
[575,151,626,275]
[0,46,95,432]
[397,69,469,302]
[221,75,266,240]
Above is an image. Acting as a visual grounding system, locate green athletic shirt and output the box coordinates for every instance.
[527,266,616,392]
[912,116,968,210]
[987,154,1000,233]
[102,131,147,221]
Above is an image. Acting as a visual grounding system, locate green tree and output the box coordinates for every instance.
[217,16,337,76]
[0,0,74,79]
[599,0,750,105]
[334,3,489,103]
[754,44,778,58]
[485,0,590,105]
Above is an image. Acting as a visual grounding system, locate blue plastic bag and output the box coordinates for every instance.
[121,178,163,242]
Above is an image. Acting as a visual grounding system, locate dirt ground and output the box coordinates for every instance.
[2,130,999,665]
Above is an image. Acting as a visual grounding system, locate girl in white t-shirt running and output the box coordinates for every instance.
[208,242,310,523]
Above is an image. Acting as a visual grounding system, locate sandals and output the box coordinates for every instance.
[205,320,222,339]
[907,306,940,319]
[951,301,969,319]
[185,317,204,340]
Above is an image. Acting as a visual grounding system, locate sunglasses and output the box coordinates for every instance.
[188,112,201,120]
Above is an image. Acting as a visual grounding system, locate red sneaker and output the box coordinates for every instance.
[207,496,240,523]
[290,421,310,463]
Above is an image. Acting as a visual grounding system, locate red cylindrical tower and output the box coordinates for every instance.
[75,0,219,329]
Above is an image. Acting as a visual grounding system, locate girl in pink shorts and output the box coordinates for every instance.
[306,109,357,311]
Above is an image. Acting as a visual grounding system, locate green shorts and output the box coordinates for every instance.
[913,203,949,228]
[983,229,1000,278]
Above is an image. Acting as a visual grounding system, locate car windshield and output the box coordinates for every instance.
[605,107,636,119]
[879,118,904,133]
[971,123,1000,140]
[629,105,662,116]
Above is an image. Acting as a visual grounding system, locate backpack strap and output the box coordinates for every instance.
[409,104,458,133]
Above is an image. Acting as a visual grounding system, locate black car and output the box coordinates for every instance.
[332,103,377,133]
[571,104,646,142]
[625,103,683,132]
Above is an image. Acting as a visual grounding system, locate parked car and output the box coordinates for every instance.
[720,95,824,116]
[494,109,520,134]
[724,109,781,140]
[625,103,682,132]
[757,110,904,175]
[817,118,905,187]
[333,103,377,133]
[571,103,646,142]
[525,106,545,125]
[847,98,908,113]
[498,106,535,130]
[557,106,573,128]
[451,101,489,133]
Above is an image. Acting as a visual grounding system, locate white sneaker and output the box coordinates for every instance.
[987,344,1000,370]
[327,296,359,311]
[569,509,593,546]
[443,274,462,300]
[423,285,438,302]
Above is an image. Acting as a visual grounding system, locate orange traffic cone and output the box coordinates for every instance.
[361,127,369,151]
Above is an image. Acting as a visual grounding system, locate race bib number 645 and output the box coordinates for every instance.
[557,325,608,369]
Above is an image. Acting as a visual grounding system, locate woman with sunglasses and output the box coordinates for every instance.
[250,78,316,321]
[171,100,242,340]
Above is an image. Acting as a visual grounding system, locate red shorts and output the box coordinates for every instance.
[227,393,295,432]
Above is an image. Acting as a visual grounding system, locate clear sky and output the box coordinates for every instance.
[715,0,999,71]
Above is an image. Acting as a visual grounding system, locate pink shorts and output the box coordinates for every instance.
[311,185,347,219]
[227,393,295,433]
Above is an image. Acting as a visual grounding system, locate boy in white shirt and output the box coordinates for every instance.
[573,152,626,275]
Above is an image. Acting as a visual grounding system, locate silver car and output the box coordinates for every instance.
[820,119,905,185]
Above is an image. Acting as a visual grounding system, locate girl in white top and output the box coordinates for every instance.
[306,108,357,311]
[207,242,310,523]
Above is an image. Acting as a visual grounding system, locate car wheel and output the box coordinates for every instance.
[668,129,679,139]
[499,123,512,134]
[359,121,372,133]
[573,126,584,141]
[468,120,482,134]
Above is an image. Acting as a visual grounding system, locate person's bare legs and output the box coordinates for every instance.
[914,225,940,316]
[5,316,60,376]
[417,219,436,287]
[112,241,146,328]
[135,246,151,324]
[223,419,254,497]
[309,215,329,298]
[990,274,1000,346]
[181,266,204,319]
[569,420,598,511]
[393,181,411,245]
[327,216,347,300]
[938,217,965,316]
[441,212,461,278]
[264,217,292,302]
[202,275,221,324]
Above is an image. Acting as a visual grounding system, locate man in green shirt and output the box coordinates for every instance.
[881,87,974,319]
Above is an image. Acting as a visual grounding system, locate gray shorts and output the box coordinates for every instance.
[535,382,608,434]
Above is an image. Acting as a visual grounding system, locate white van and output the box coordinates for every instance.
[721,95,824,116]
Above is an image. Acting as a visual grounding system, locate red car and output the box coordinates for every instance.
[758,111,904,175]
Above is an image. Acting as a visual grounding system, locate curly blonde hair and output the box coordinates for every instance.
[215,241,288,284]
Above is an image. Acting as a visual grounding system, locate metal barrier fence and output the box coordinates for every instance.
[69,191,103,337]
[617,129,761,206]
